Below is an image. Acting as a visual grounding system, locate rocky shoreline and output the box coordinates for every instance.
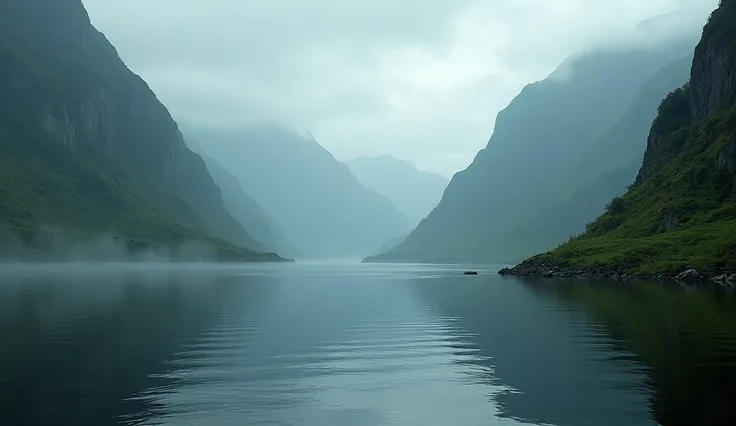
[498,258,736,284]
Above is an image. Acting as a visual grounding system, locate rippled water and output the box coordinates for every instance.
[1,263,736,426]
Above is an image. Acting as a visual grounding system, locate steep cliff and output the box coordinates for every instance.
[368,34,698,263]
[507,0,736,276]
[522,55,694,247]
[0,0,281,260]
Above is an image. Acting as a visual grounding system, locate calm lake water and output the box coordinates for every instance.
[1,262,736,426]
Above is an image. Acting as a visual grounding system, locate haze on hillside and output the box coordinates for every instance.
[370,25,702,263]
[345,156,449,227]
[82,0,717,177]
[185,126,411,259]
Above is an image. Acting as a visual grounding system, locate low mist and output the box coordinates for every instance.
[0,226,222,264]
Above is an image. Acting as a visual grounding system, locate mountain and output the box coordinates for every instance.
[505,0,736,277]
[345,155,449,227]
[504,54,695,251]
[0,0,284,261]
[367,29,700,264]
[185,138,295,256]
[189,126,412,258]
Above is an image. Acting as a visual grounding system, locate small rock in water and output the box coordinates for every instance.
[727,274,736,284]
[463,271,479,276]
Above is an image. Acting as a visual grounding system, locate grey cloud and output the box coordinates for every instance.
[83,0,718,176]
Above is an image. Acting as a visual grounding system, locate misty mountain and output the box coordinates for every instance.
[345,155,449,227]
[0,0,283,261]
[501,54,695,251]
[185,139,295,255]
[510,0,736,275]
[368,34,699,264]
[188,126,412,258]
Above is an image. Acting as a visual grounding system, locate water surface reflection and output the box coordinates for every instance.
[0,264,734,425]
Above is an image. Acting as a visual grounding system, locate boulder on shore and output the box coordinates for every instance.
[675,269,700,281]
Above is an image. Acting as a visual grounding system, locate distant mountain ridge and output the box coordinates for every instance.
[188,126,412,258]
[345,155,449,227]
[185,138,294,256]
[0,0,283,261]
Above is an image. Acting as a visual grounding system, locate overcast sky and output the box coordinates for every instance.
[83,0,716,176]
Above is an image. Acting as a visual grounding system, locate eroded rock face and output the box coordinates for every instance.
[637,87,692,183]
[37,90,118,156]
[690,37,736,123]
[638,124,665,182]
[716,135,736,172]
[659,210,680,232]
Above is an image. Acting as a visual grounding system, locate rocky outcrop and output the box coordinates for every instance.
[659,210,680,232]
[675,269,700,281]
[716,135,736,172]
[690,26,736,122]
[499,260,734,284]
[637,86,692,182]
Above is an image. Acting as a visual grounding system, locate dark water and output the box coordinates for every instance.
[2,263,736,426]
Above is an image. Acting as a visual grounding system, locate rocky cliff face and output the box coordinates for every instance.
[636,85,692,181]
[0,0,273,258]
[642,1,736,181]
[690,2,736,122]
